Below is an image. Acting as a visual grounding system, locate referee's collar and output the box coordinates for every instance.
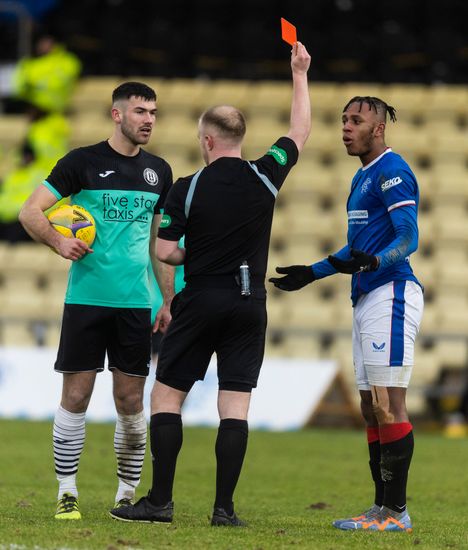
[209,155,242,165]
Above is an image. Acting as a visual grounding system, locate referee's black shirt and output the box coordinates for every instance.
[158,136,298,286]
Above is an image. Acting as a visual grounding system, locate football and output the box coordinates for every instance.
[47,204,96,247]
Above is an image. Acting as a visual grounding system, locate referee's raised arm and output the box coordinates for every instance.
[286,41,312,153]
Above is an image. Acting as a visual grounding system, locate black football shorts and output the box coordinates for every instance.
[55,304,152,377]
[156,286,267,391]
[151,330,164,357]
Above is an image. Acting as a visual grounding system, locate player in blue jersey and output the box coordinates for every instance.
[19,82,175,520]
[270,96,424,532]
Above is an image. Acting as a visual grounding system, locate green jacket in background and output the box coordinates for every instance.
[0,160,48,222]
[27,113,70,168]
[0,114,70,223]
[13,44,81,113]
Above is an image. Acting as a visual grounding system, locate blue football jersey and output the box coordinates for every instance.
[346,148,420,303]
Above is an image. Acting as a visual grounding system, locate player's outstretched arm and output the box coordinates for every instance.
[19,185,90,260]
[270,243,353,291]
[286,42,311,153]
[328,249,379,274]
[331,209,418,275]
[269,265,315,291]
[376,206,418,269]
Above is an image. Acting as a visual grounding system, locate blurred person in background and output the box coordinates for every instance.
[11,29,80,167]
[270,96,423,533]
[19,81,174,521]
[444,382,468,438]
[12,30,81,115]
[0,142,47,241]
[0,30,79,240]
[0,110,71,242]
[110,42,311,527]
[11,29,80,168]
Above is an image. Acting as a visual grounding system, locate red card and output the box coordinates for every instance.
[281,17,297,46]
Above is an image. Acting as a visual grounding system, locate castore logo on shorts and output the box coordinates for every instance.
[372,342,386,351]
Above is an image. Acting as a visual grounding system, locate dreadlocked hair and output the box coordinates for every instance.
[343,96,397,123]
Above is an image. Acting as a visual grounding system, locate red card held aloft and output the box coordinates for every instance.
[281,17,297,46]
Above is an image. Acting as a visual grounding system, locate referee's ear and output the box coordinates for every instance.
[204,134,214,151]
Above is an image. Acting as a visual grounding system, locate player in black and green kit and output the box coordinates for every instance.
[19,82,174,520]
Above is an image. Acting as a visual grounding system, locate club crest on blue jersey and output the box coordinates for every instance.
[361,177,371,193]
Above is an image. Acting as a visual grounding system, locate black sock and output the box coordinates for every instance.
[149,412,183,506]
[368,440,384,507]
[381,430,414,513]
[214,418,248,515]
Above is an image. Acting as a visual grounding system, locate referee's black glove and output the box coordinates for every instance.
[327,248,379,274]
[269,265,316,291]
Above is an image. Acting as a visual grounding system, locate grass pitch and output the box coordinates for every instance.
[1,419,467,549]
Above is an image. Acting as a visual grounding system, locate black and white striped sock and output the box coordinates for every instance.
[114,411,147,503]
[53,405,86,499]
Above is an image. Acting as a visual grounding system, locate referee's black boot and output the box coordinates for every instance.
[211,505,246,527]
[109,492,173,523]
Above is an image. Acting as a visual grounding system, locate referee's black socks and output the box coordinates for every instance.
[380,422,414,513]
[149,412,183,506]
[214,418,249,515]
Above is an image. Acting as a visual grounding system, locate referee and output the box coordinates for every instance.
[110,42,311,526]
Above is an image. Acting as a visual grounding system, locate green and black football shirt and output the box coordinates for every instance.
[44,141,172,308]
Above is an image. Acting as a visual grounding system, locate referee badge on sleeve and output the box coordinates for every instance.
[267,146,288,165]
[160,214,172,228]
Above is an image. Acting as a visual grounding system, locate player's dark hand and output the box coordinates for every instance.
[327,249,379,274]
[269,265,315,291]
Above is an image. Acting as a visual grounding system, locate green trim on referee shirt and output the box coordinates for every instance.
[267,145,288,166]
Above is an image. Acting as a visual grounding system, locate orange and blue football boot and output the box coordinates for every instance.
[333,504,381,529]
[334,505,412,532]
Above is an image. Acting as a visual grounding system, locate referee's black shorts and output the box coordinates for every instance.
[156,282,267,392]
[55,304,152,377]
